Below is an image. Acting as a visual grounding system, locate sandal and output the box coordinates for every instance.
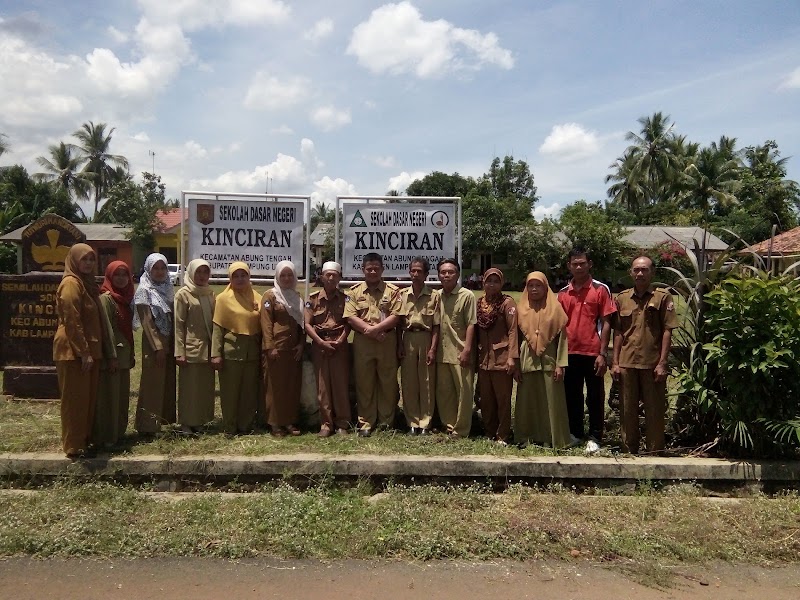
[286,425,302,436]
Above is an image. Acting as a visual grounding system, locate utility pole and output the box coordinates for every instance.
[148,150,156,174]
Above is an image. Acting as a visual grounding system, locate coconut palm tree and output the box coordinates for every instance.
[0,133,9,159]
[605,148,647,214]
[623,112,681,206]
[72,121,129,218]
[680,146,740,217]
[35,142,92,201]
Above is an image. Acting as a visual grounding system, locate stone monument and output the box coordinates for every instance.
[0,215,86,398]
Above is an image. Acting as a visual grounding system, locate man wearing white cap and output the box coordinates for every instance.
[305,261,352,436]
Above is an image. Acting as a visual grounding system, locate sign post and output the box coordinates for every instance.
[336,196,460,284]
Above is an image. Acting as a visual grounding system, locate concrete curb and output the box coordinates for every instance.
[2,453,799,488]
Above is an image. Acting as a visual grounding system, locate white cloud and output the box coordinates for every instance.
[183,140,208,159]
[244,72,310,111]
[347,1,513,78]
[136,0,290,31]
[190,138,322,193]
[270,124,295,135]
[107,26,129,44]
[303,18,334,43]
[779,66,800,90]
[387,170,427,193]
[539,123,600,162]
[533,202,562,220]
[370,155,398,168]
[132,132,150,142]
[310,105,351,131]
[312,176,357,207]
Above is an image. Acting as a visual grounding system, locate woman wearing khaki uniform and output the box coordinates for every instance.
[134,253,177,435]
[212,261,262,434]
[262,260,305,436]
[94,260,135,447]
[476,268,518,445]
[54,243,103,459]
[174,259,216,432]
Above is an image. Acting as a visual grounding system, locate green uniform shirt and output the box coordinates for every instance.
[518,330,568,372]
[437,285,476,364]
[399,285,440,331]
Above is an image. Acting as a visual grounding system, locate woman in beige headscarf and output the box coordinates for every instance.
[514,271,575,449]
[211,262,262,434]
[53,243,104,459]
[261,260,305,436]
[174,259,216,433]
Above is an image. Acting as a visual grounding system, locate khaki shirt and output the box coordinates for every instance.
[399,285,440,332]
[53,277,104,361]
[476,295,519,370]
[614,286,678,369]
[211,325,261,361]
[174,288,215,363]
[305,287,347,340]
[519,330,568,372]
[437,285,477,365]
[261,289,303,351]
[99,293,132,369]
[343,281,402,325]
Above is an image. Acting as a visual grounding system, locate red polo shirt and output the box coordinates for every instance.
[557,279,616,356]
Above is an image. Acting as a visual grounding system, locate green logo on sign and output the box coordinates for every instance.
[350,210,367,227]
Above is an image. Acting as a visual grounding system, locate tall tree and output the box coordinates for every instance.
[406,171,475,198]
[605,148,647,214]
[0,133,9,159]
[485,155,538,218]
[622,111,681,206]
[35,142,92,201]
[680,146,740,218]
[72,121,130,218]
[309,201,335,232]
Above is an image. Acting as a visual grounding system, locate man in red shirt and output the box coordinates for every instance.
[557,247,616,450]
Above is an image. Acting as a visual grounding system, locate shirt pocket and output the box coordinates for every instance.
[618,309,634,331]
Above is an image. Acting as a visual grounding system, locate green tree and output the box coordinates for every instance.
[96,172,168,251]
[309,201,335,232]
[605,149,647,215]
[624,111,681,206]
[557,201,633,280]
[72,121,130,218]
[34,142,92,202]
[486,155,538,218]
[0,133,9,159]
[405,171,475,198]
[679,146,740,218]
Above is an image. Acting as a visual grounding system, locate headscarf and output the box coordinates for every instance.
[477,268,510,330]
[517,271,568,357]
[182,259,215,338]
[272,260,305,327]
[133,253,174,336]
[212,261,261,335]
[322,261,342,274]
[100,260,135,346]
[62,243,99,298]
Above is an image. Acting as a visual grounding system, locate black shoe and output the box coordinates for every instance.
[358,428,372,438]
[409,427,420,436]
[419,428,430,436]
[84,446,97,458]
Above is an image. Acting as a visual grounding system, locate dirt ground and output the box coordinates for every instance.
[0,558,798,600]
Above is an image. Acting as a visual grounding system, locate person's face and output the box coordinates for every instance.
[77,252,97,275]
[193,265,210,287]
[321,270,340,291]
[278,267,295,289]
[438,263,459,289]
[568,255,592,280]
[631,258,653,286]
[111,267,129,289]
[526,278,548,302]
[230,268,249,290]
[150,260,168,283]
[483,273,502,295]
[409,262,428,285]
[362,260,384,285]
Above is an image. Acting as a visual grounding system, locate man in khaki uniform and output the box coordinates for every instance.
[344,252,402,436]
[305,261,351,437]
[611,256,678,453]
[398,257,440,435]
[436,258,477,438]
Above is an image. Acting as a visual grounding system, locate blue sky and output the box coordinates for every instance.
[1,0,798,219]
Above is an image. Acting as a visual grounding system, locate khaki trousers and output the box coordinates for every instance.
[436,362,474,437]
[136,336,177,433]
[266,350,302,428]
[400,330,435,429]
[353,331,399,430]
[478,369,513,442]
[619,367,666,453]
[312,343,351,430]
[57,359,99,454]
[178,363,216,428]
[219,360,260,433]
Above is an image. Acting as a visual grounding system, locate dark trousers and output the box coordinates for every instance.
[564,354,605,441]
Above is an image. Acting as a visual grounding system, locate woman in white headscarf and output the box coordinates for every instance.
[174,258,216,433]
[134,253,176,435]
[261,260,305,436]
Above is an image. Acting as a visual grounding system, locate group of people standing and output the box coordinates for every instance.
[53,244,677,460]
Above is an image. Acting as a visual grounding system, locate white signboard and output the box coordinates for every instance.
[188,198,304,277]
[342,203,455,278]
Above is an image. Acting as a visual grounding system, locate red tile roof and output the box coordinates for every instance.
[746,226,800,255]
[155,208,187,232]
